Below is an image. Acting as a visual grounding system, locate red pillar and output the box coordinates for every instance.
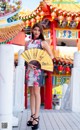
[78,23,80,38]
[44,72,52,109]
[44,21,57,109]
[50,21,57,49]
[40,86,45,105]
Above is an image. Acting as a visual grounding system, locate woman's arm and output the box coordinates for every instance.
[28,63,37,70]
[41,41,54,59]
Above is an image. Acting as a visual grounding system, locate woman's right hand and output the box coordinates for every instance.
[28,63,37,70]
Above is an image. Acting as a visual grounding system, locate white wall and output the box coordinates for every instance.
[12,45,24,53]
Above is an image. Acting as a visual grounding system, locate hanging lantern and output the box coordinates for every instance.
[36,15,40,23]
[66,16,72,25]
[51,12,57,20]
[58,15,64,24]
[65,66,70,74]
[40,11,44,19]
[63,11,67,16]
[74,17,80,25]
[58,65,63,74]
[58,9,63,14]
[26,20,31,27]
[30,18,35,27]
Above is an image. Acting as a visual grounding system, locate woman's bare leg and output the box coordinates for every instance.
[33,86,41,124]
[29,87,35,120]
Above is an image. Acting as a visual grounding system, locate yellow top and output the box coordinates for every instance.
[45,0,80,12]
[19,9,32,17]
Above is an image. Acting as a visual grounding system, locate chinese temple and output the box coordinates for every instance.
[19,0,80,109]
[0,0,80,109]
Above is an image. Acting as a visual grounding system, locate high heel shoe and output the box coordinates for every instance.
[31,117,39,130]
[27,114,35,126]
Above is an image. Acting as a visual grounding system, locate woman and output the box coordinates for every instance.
[25,23,54,130]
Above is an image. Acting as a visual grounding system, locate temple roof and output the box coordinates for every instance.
[0,21,24,44]
[18,0,80,21]
[45,0,80,12]
[19,9,32,18]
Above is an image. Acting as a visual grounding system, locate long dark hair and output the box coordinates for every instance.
[31,23,45,41]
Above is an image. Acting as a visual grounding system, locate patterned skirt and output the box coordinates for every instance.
[26,66,44,87]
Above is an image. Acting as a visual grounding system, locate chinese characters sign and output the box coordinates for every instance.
[56,30,78,39]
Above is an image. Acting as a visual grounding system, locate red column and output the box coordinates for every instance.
[44,21,57,109]
[44,72,52,109]
[78,23,80,38]
[50,21,57,49]
[40,86,45,105]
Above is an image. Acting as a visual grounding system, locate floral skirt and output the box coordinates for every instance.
[26,66,44,87]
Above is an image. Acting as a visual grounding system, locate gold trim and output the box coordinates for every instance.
[55,28,80,31]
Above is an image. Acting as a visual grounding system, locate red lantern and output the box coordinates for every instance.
[74,17,80,25]
[58,10,63,14]
[30,18,35,27]
[36,15,40,23]
[66,16,72,25]
[58,15,64,24]
[40,11,44,19]
[51,12,57,20]
[63,11,67,16]
[65,66,70,74]
[26,20,31,27]
[58,65,63,74]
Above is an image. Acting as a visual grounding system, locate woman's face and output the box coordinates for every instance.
[32,26,40,39]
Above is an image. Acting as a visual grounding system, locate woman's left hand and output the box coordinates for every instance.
[28,63,37,70]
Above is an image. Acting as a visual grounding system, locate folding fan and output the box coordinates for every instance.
[21,48,53,71]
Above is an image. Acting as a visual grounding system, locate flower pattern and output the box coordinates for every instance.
[26,70,30,80]
[33,69,41,86]
[26,39,43,87]
[34,69,41,76]
[36,40,41,45]
[33,81,39,87]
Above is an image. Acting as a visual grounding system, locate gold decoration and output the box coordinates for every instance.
[21,48,53,71]
[51,0,80,12]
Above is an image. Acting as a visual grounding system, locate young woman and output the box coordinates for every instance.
[25,23,54,130]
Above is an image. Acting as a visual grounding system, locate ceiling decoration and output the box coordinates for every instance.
[18,0,80,28]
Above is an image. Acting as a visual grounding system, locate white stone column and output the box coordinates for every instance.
[0,45,14,130]
[70,52,80,112]
[13,49,25,112]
